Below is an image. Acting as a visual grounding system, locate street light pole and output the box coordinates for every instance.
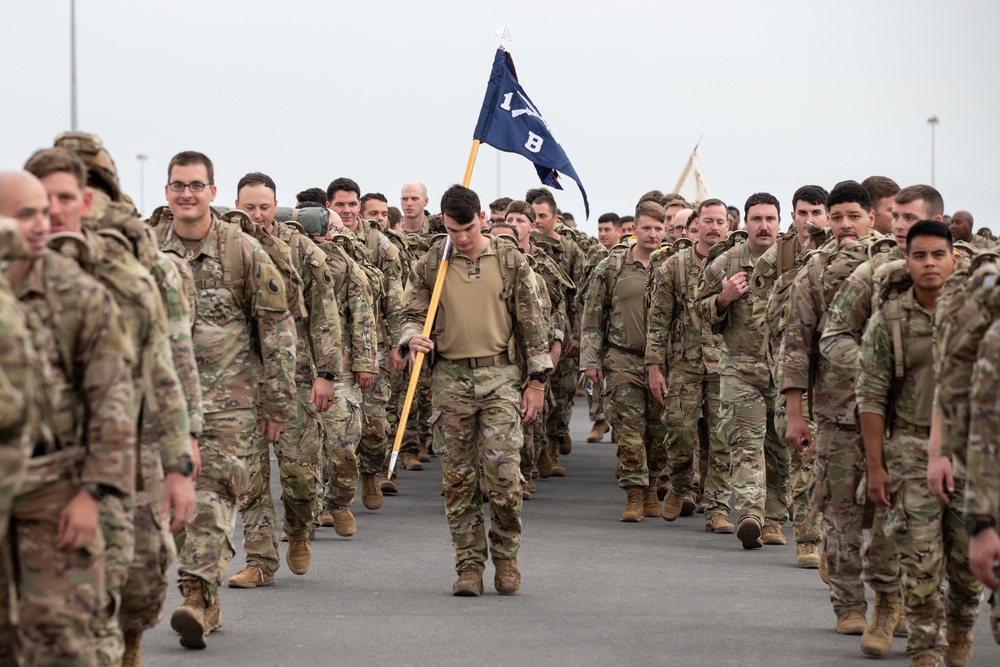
[136,154,148,216]
[70,0,78,130]
[927,115,939,187]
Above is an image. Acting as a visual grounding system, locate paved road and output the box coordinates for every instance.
[144,398,997,666]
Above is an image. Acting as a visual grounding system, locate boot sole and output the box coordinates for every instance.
[227,579,274,588]
[680,500,697,516]
[859,639,891,657]
[171,608,207,649]
[796,557,820,569]
[550,468,566,477]
[452,584,483,596]
[362,497,383,510]
[404,461,424,471]
[660,510,680,522]
[737,519,762,549]
[380,483,398,495]
[619,515,643,522]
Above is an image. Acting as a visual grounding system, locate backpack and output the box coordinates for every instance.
[529,244,576,314]
[329,232,385,306]
[381,227,413,288]
[707,230,749,279]
[807,236,880,335]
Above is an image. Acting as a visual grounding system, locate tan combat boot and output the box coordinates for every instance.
[620,487,644,522]
[205,595,223,632]
[417,442,432,462]
[452,570,484,596]
[320,510,335,527]
[559,434,572,455]
[681,491,698,516]
[227,565,275,588]
[331,507,357,537]
[796,542,820,568]
[122,629,142,667]
[909,650,943,666]
[378,473,398,495]
[587,419,609,443]
[835,609,868,635]
[705,513,734,534]
[737,515,763,550]
[661,492,684,522]
[895,603,908,636]
[861,590,901,656]
[549,445,567,476]
[361,473,383,510]
[761,523,786,545]
[642,485,659,517]
[494,558,521,595]
[525,478,536,494]
[536,448,554,478]
[286,538,312,575]
[402,452,424,471]
[944,627,973,667]
[170,579,209,649]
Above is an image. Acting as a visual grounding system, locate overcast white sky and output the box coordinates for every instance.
[2,0,998,233]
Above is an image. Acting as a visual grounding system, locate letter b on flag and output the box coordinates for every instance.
[524,131,544,153]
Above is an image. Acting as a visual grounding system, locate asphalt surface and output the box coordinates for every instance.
[144,398,997,666]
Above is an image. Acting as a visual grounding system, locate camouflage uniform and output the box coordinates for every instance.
[966,318,1000,645]
[520,253,556,484]
[63,227,190,665]
[583,246,608,426]
[857,287,982,660]
[1,249,135,667]
[399,236,552,574]
[581,245,666,492]
[751,232,828,548]
[239,222,342,575]
[647,244,726,518]
[696,241,789,528]
[158,217,296,602]
[399,218,434,462]
[350,221,404,482]
[790,236,900,618]
[314,238,377,515]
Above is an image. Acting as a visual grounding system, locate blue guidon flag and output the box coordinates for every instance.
[473,48,590,219]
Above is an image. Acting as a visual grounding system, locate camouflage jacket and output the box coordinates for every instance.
[964,316,1000,519]
[778,236,878,424]
[159,218,296,423]
[646,244,722,376]
[155,250,203,438]
[400,236,553,376]
[528,240,572,345]
[316,239,378,376]
[17,251,136,495]
[274,222,344,386]
[580,246,649,371]
[695,241,772,387]
[856,288,935,474]
[350,220,404,348]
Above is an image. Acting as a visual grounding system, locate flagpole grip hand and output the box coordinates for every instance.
[407,334,434,363]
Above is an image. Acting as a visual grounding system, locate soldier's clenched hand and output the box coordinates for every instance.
[521,383,544,425]
[57,490,100,551]
[717,271,749,310]
[584,368,603,384]
[647,364,667,404]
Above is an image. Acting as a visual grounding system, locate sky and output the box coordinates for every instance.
[2,0,999,234]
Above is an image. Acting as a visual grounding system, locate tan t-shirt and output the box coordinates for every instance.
[434,246,511,359]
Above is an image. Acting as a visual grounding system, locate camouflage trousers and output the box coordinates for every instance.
[359,348,392,476]
[319,379,362,514]
[885,467,982,657]
[400,358,433,458]
[0,474,105,667]
[587,378,604,422]
[546,352,578,442]
[718,375,789,525]
[812,421,899,616]
[120,489,175,633]
[432,360,523,573]
[521,386,554,480]
[664,370,727,516]
[175,409,254,599]
[92,493,134,666]
[773,397,822,545]
[602,349,666,489]
[240,387,321,576]
[0,445,27,539]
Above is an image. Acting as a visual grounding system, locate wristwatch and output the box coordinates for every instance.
[317,371,335,381]
[965,515,997,536]
[80,483,111,501]
[529,373,548,385]
[164,453,195,477]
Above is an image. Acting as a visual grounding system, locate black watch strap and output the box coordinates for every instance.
[966,515,997,537]
[529,373,548,384]
[317,371,335,381]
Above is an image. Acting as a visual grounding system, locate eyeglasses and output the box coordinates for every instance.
[167,181,212,193]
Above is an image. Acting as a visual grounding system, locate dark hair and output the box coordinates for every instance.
[826,180,871,212]
[440,185,481,225]
[490,222,519,240]
[360,192,388,213]
[525,187,553,204]
[727,205,740,219]
[597,212,622,228]
[791,184,828,210]
[296,187,327,205]
[489,196,513,214]
[532,195,557,215]
[861,176,900,205]
[296,200,325,209]
[505,200,535,223]
[744,192,781,218]
[326,177,361,202]
[237,172,276,197]
[906,219,952,251]
[24,147,87,190]
[562,212,575,222]
[387,206,402,226]
[168,151,214,183]
[621,215,634,224]
[895,185,945,219]
[697,198,727,218]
